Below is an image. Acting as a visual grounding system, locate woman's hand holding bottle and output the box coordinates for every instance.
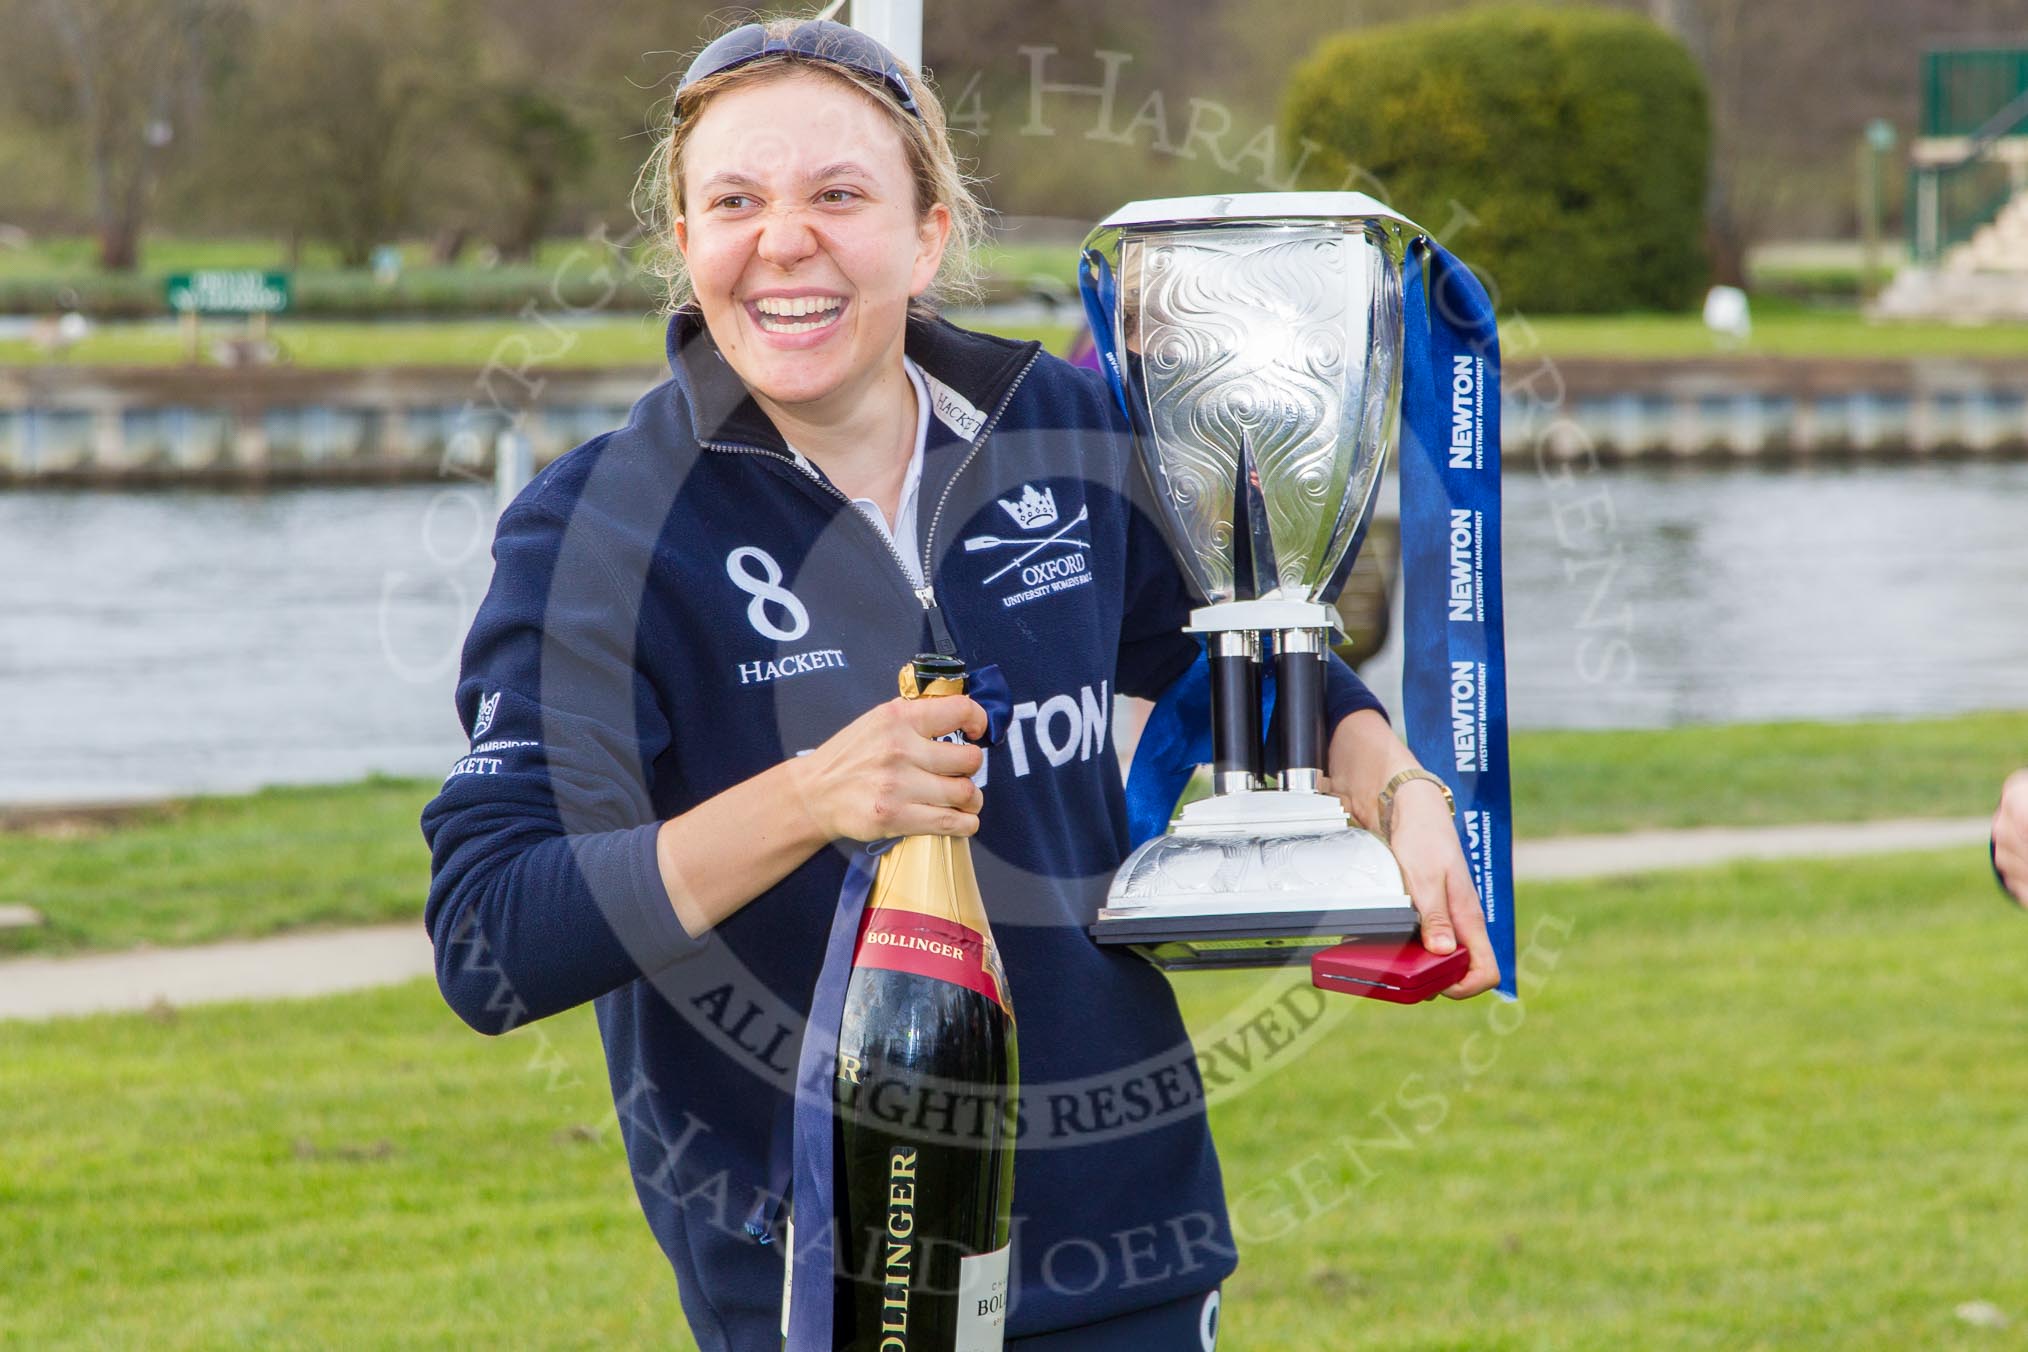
[790,694,988,841]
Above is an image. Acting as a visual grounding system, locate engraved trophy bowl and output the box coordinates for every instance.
[1080,192,1421,970]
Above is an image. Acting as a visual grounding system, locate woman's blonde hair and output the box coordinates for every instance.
[636,16,988,317]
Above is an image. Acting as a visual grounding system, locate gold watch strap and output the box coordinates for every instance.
[1378,768,1456,842]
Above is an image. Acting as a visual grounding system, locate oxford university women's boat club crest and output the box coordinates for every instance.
[965,482,1095,608]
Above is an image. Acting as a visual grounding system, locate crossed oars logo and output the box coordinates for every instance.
[965,504,1092,584]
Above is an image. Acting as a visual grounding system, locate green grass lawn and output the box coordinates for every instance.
[0,316,655,369]
[0,316,1081,368]
[8,233,2024,364]
[1510,710,2027,837]
[1507,300,2028,361]
[969,245,2028,361]
[973,241,1084,287]
[3,844,2021,1348]
[5,712,2018,960]
[0,233,1079,332]
[5,302,2020,369]
[0,777,433,958]
[0,236,671,325]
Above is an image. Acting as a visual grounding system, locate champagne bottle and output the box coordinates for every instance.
[829,654,1018,1352]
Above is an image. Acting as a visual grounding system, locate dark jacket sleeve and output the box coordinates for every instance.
[1323,649,1387,732]
[1115,484,1204,702]
[419,502,701,1035]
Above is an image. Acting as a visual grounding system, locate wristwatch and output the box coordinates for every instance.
[1377,767,1456,842]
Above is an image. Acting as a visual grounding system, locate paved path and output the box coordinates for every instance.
[0,924,434,1022]
[0,815,1994,1023]
[1513,815,1993,880]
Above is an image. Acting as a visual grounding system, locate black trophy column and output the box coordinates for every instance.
[1209,630,1262,795]
[1274,627,1329,794]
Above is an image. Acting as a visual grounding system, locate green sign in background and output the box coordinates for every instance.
[165,271,292,315]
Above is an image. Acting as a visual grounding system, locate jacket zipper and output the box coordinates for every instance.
[709,441,926,590]
[704,346,1044,654]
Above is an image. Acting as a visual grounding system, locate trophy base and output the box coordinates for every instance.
[1090,905,1420,971]
[1095,798,1417,971]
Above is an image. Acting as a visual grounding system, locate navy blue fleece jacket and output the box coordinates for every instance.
[419,310,1383,1348]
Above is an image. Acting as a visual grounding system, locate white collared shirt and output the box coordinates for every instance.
[786,356,931,587]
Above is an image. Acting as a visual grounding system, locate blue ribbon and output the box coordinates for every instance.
[781,842,877,1349]
[1122,645,1279,850]
[751,664,1014,1349]
[1077,249,1130,416]
[1103,236,1516,999]
[966,662,1014,748]
[1122,649,1211,848]
[1399,242,1516,998]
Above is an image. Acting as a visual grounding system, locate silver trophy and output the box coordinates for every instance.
[1081,192,1420,970]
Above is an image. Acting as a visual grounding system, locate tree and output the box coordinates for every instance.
[1648,0,1755,287]
[484,86,596,262]
[15,0,230,269]
[209,0,478,267]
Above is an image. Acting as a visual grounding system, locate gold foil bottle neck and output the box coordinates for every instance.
[877,657,981,930]
[866,830,991,933]
[869,655,1012,1016]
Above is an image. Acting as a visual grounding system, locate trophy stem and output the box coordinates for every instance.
[1274,627,1329,792]
[1209,630,1262,794]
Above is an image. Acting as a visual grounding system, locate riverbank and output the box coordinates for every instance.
[10,346,2028,489]
[3,712,2017,960]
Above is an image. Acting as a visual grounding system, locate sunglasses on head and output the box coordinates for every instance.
[679,20,922,120]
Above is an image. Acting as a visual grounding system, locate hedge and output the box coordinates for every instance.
[1282,4,1710,314]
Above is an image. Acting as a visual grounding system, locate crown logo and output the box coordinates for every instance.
[997,484,1058,531]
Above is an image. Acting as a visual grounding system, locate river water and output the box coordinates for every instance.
[2,461,2024,805]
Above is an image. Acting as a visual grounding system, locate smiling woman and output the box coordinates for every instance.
[419,14,1491,1352]
[673,73,947,480]
[642,20,986,316]
[638,22,987,509]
